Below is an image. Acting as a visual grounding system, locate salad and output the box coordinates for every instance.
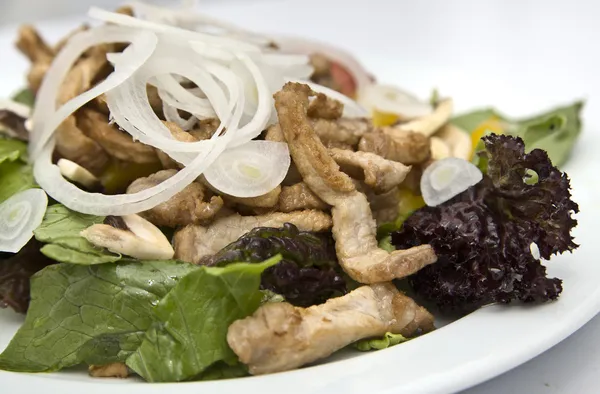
[0,2,581,382]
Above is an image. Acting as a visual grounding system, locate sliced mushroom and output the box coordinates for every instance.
[174,210,333,265]
[227,282,434,375]
[80,214,174,260]
[429,136,451,160]
[307,92,343,120]
[435,123,472,161]
[389,98,453,137]
[328,148,410,194]
[88,363,129,379]
[278,182,329,212]
[359,129,431,164]
[274,82,437,284]
[77,108,160,164]
[54,24,89,54]
[126,169,224,227]
[55,115,109,175]
[0,109,29,141]
[57,159,101,190]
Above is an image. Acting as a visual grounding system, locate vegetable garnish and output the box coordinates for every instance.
[452,101,583,166]
[208,223,346,306]
[420,157,483,207]
[204,140,291,198]
[392,134,579,312]
[0,0,584,382]
[0,189,48,253]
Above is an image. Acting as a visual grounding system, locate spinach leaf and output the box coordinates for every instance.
[0,138,27,165]
[126,256,281,382]
[0,161,36,203]
[0,260,198,372]
[354,332,408,351]
[34,205,120,265]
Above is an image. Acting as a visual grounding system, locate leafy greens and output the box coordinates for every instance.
[451,101,583,167]
[0,260,198,372]
[392,134,579,312]
[0,138,35,203]
[34,204,121,265]
[354,332,409,351]
[126,256,281,382]
[208,223,346,306]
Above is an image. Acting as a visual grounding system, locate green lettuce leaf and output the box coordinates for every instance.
[34,205,121,265]
[354,332,409,351]
[126,255,281,382]
[0,161,36,203]
[0,138,27,165]
[196,361,249,381]
[12,88,35,108]
[0,260,198,372]
[451,101,583,167]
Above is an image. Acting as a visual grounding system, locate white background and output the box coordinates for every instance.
[0,0,598,393]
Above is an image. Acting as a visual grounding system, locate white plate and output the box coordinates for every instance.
[1,1,599,393]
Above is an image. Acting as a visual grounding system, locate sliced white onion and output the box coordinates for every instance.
[358,83,433,119]
[89,7,262,53]
[0,99,31,118]
[275,35,373,94]
[421,157,483,207]
[162,101,198,130]
[204,140,290,198]
[0,189,48,253]
[30,25,158,158]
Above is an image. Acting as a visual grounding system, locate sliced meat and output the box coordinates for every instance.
[390,98,453,137]
[359,129,431,164]
[190,118,221,140]
[127,170,223,227]
[77,109,159,164]
[55,116,109,175]
[274,82,437,284]
[156,121,199,169]
[266,118,371,149]
[313,117,372,147]
[27,61,50,93]
[57,48,109,106]
[88,363,129,379]
[278,182,328,212]
[368,188,401,226]
[224,186,282,209]
[227,282,434,375]
[328,148,410,194]
[173,210,333,264]
[307,93,343,120]
[15,25,53,63]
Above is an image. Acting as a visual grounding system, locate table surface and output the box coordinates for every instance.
[0,0,598,393]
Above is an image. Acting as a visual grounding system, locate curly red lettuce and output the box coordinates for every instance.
[391,134,578,312]
[207,223,346,306]
[0,240,54,313]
